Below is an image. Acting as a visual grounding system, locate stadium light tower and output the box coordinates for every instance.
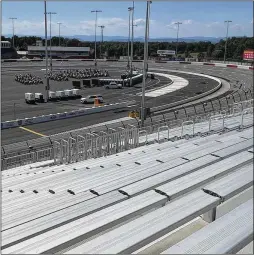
[44,0,49,102]
[130,2,135,85]
[127,7,133,68]
[9,17,17,48]
[224,20,232,63]
[91,10,102,66]
[141,1,152,127]
[57,22,62,46]
[46,11,57,71]
[174,22,182,57]
[98,25,105,59]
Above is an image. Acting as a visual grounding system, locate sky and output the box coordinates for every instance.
[2,1,254,38]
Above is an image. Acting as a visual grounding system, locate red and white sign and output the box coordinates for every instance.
[243,50,254,60]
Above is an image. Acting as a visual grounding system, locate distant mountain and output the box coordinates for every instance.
[70,35,225,43]
[2,34,247,43]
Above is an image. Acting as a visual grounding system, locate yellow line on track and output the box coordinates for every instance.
[19,126,46,137]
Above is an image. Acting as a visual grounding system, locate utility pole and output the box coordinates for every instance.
[44,0,49,102]
[91,10,102,66]
[57,22,62,46]
[224,20,232,63]
[127,7,132,68]
[141,1,151,127]
[98,25,105,59]
[46,11,57,71]
[174,22,182,57]
[130,1,134,86]
[9,17,17,48]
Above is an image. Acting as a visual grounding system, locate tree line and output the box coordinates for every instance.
[1,35,253,61]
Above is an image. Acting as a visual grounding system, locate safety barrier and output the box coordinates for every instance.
[2,147,53,170]
[181,120,194,138]
[2,100,252,170]
[157,126,170,143]
[1,101,136,129]
[52,127,139,164]
[209,114,225,132]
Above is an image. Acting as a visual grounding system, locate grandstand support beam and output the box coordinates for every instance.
[141,0,151,127]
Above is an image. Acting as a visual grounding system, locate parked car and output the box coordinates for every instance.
[104,82,123,89]
[81,95,104,104]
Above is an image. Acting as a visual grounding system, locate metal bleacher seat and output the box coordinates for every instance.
[162,199,253,254]
[211,139,253,158]
[2,191,167,254]
[118,155,219,197]
[2,191,96,231]
[61,190,221,254]
[2,191,127,249]
[154,152,252,201]
[202,164,253,203]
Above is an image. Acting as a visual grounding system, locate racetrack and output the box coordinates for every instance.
[1,60,253,145]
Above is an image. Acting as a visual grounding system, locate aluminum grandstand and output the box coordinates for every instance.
[1,98,253,254]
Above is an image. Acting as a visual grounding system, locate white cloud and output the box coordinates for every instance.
[1,17,253,38]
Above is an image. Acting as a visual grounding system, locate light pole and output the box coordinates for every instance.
[98,25,105,59]
[9,17,17,48]
[224,20,232,63]
[91,10,102,66]
[127,7,133,68]
[130,1,134,86]
[57,22,62,46]
[46,11,57,71]
[174,22,182,57]
[44,0,49,102]
[141,1,151,127]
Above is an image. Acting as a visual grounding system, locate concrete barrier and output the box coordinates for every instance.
[1,101,136,130]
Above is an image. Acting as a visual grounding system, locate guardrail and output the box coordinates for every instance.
[2,104,252,170]
[1,100,136,130]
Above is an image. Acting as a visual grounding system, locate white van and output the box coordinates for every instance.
[25,93,35,104]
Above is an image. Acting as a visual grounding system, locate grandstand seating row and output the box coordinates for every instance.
[1,122,253,254]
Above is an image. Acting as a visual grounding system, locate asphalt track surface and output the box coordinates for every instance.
[1,61,253,145]
[1,62,217,121]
